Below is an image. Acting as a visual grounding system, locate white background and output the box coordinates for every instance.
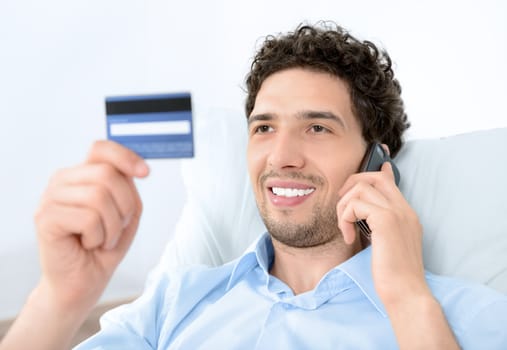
[0,0,506,319]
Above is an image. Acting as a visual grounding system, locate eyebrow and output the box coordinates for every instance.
[248,110,346,129]
[247,113,273,126]
[297,110,346,129]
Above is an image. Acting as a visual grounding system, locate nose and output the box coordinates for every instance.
[267,130,305,170]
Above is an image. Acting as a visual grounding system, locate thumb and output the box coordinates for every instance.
[381,161,395,182]
[87,140,150,178]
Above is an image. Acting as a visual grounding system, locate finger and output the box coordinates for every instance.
[338,198,382,244]
[86,140,150,178]
[114,205,141,256]
[338,172,378,198]
[108,177,143,257]
[337,180,390,221]
[339,164,398,200]
[36,203,106,250]
[339,217,357,246]
[380,161,395,182]
[50,164,138,222]
[48,184,124,250]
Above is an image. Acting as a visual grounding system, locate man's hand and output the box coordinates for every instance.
[35,140,149,310]
[336,162,426,304]
[0,140,149,350]
[336,162,460,349]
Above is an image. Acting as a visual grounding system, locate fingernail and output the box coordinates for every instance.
[135,161,149,177]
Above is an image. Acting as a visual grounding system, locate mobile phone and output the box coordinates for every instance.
[355,143,401,239]
[358,143,400,185]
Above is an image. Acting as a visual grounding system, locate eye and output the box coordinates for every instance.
[254,125,274,134]
[310,124,329,133]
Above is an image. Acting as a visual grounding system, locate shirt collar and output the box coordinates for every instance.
[336,246,387,317]
[226,233,387,317]
[226,232,272,290]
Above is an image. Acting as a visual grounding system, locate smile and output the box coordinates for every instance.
[271,187,315,198]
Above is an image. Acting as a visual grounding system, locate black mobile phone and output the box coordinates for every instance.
[355,143,401,239]
[359,143,400,185]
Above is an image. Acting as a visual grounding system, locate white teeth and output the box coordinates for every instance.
[272,187,315,197]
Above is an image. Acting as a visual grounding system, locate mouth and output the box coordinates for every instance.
[266,181,316,207]
[270,186,315,197]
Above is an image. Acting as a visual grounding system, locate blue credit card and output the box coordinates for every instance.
[105,92,194,159]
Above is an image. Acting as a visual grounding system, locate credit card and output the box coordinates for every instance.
[105,92,194,159]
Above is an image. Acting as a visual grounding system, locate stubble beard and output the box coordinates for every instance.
[259,201,343,248]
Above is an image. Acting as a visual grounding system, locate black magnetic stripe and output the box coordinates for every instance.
[106,97,191,115]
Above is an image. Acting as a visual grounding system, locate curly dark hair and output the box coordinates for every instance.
[245,22,410,157]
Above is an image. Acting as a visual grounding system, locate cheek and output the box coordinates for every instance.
[319,153,364,191]
[247,144,264,186]
[327,171,350,193]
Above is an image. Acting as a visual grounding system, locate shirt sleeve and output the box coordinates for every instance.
[73,269,170,350]
[459,299,507,349]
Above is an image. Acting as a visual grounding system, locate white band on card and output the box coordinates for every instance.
[105,92,194,159]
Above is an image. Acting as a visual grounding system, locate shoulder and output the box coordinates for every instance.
[426,272,507,348]
[155,260,238,302]
[75,262,238,348]
[426,272,506,312]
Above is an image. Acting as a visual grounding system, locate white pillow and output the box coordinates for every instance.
[396,127,507,292]
[158,108,507,293]
[157,108,265,268]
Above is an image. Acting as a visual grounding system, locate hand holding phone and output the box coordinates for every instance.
[356,143,401,239]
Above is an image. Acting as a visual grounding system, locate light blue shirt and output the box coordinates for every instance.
[76,233,507,349]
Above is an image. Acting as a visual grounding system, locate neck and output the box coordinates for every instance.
[269,236,362,295]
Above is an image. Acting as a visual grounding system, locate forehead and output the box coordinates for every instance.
[250,68,356,125]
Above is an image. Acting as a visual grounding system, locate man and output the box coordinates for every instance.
[2,22,506,349]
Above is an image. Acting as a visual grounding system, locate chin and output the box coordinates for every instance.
[261,207,341,249]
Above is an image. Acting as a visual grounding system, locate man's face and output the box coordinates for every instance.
[247,68,367,248]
